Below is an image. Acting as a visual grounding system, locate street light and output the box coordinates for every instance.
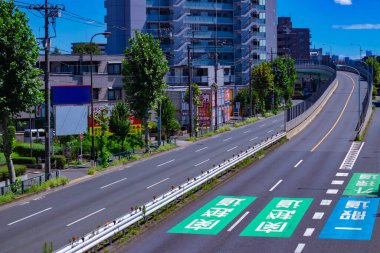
[90,32,111,165]
[337,64,361,128]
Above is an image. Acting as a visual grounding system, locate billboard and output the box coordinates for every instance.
[55,105,88,136]
[51,85,91,105]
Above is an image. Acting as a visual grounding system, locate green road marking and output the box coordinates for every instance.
[240,197,313,238]
[168,196,256,235]
[343,173,380,197]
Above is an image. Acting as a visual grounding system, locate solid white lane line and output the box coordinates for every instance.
[195,147,208,153]
[157,159,175,167]
[331,180,344,185]
[327,189,339,194]
[66,208,106,227]
[336,172,349,177]
[320,200,332,206]
[294,160,303,168]
[147,178,170,189]
[243,130,251,134]
[19,201,30,206]
[267,130,274,134]
[8,207,52,226]
[313,212,324,220]
[227,211,250,232]
[100,178,127,189]
[259,124,266,128]
[303,228,315,237]
[335,227,362,231]
[294,243,306,253]
[269,180,283,192]
[250,137,258,142]
[194,159,210,167]
[227,146,238,152]
[223,137,232,142]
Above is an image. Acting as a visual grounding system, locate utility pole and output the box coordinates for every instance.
[187,46,193,137]
[214,0,218,130]
[271,47,274,111]
[29,1,64,179]
[249,43,253,117]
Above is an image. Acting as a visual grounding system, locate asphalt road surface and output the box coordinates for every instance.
[0,94,287,252]
[120,72,379,253]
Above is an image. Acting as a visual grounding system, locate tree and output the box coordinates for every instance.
[272,57,296,108]
[52,47,61,55]
[365,57,380,86]
[0,1,43,184]
[109,102,131,151]
[252,62,275,112]
[72,43,101,55]
[160,95,180,141]
[184,83,202,135]
[122,32,169,152]
[94,107,110,167]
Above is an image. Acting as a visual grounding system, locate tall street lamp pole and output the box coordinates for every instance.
[90,32,111,165]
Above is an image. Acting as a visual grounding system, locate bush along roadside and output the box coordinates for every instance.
[0,177,69,205]
[68,136,287,253]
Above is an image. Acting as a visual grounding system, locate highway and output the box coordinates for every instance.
[0,98,287,252]
[120,71,379,253]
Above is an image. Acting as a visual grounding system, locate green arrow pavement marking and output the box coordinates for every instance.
[343,173,380,197]
[240,197,313,238]
[168,196,256,235]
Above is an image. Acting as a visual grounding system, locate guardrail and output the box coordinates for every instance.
[286,71,337,131]
[55,132,286,253]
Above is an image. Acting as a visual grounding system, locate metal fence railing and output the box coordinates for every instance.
[0,170,60,196]
[55,132,285,253]
[286,71,337,131]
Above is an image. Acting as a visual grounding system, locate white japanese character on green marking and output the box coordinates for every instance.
[202,208,234,218]
[255,222,287,233]
[359,174,378,180]
[185,219,220,231]
[216,198,245,207]
[267,210,296,220]
[355,180,376,187]
[276,200,303,209]
[355,187,375,194]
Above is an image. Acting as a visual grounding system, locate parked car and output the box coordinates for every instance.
[24,129,45,143]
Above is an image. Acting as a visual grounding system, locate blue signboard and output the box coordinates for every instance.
[51,85,91,105]
[319,197,379,240]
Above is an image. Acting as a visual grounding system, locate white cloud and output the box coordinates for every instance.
[334,0,352,5]
[333,24,380,30]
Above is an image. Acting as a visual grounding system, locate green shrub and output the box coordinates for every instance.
[12,156,36,165]
[51,155,66,170]
[0,165,27,181]
[14,142,62,157]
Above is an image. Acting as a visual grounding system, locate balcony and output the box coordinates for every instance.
[185,2,233,10]
[189,31,233,39]
[185,16,233,24]
[146,0,172,7]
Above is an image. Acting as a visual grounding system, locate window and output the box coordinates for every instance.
[108,88,122,100]
[93,88,100,100]
[107,63,121,75]
[259,13,266,19]
[259,26,266,33]
[259,39,266,46]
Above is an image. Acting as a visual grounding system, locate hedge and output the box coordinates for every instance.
[51,155,66,170]
[12,156,36,165]
[0,165,27,181]
[14,142,62,158]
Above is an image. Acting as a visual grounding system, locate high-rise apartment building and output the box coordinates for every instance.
[105,0,277,86]
[277,17,311,61]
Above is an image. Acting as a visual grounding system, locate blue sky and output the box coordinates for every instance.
[278,0,380,58]
[19,0,380,58]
